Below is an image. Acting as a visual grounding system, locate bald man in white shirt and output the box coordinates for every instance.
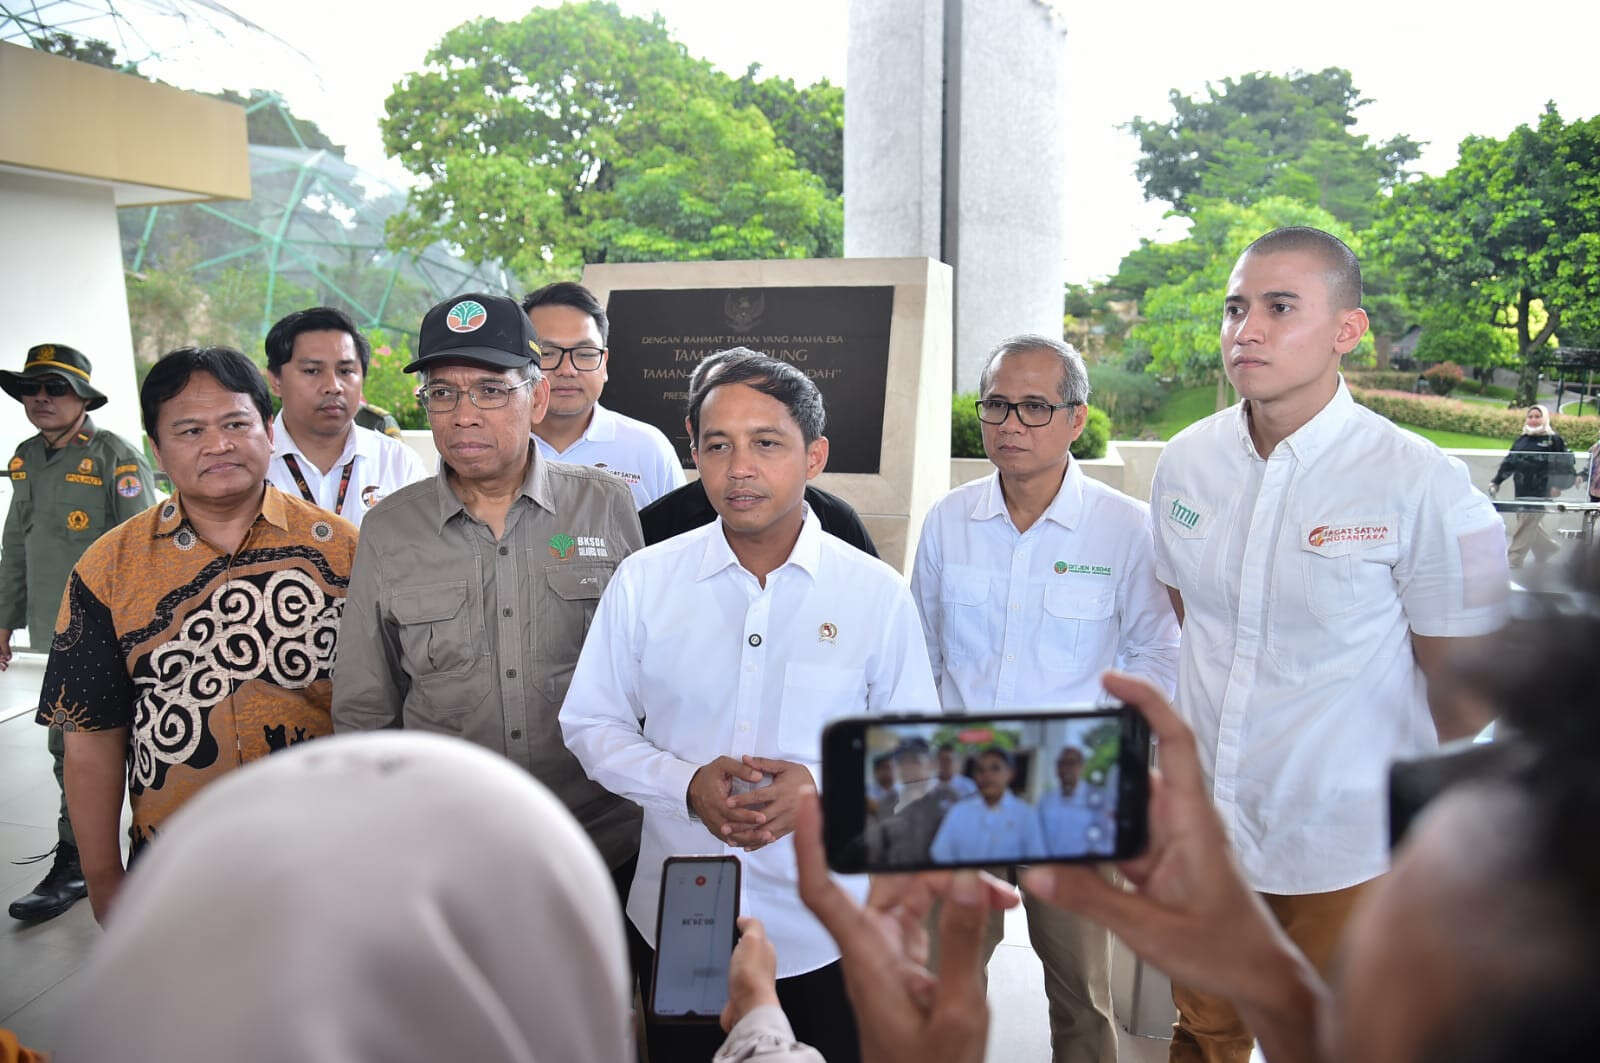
[561,348,937,1063]
[911,333,1179,1063]
[1150,226,1509,1063]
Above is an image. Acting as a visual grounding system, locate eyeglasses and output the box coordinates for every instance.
[537,344,605,372]
[415,379,534,413]
[975,398,1080,427]
[15,379,73,398]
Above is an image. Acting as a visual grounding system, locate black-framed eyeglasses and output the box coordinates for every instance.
[975,398,1080,427]
[415,379,534,413]
[15,378,73,398]
[537,344,605,372]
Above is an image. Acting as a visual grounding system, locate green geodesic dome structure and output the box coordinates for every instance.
[120,96,509,342]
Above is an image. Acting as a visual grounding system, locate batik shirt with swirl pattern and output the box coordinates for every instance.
[35,485,356,858]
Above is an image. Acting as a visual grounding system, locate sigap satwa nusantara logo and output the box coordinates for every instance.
[446,300,488,333]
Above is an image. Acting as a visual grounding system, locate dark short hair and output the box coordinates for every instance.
[142,347,273,443]
[936,742,958,754]
[894,737,932,760]
[1240,226,1363,310]
[520,282,609,344]
[872,753,894,771]
[263,307,371,374]
[978,745,1014,771]
[687,347,825,445]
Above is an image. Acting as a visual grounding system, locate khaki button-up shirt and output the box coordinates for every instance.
[332,445,644,866]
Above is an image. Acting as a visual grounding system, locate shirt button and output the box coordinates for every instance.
[498,546,509,556]
[737,722,750,733]
[748,633,762,647]
[510,729,522,740]
[503,608,513,617]
[506,668,517,679]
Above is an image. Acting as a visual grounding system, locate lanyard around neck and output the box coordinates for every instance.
[282,453,354,513]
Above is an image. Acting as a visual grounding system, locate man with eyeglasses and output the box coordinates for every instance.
[1,343,155,924]
[909,334,1178,1063]
[332,292,645,908]
[523,282,685,508]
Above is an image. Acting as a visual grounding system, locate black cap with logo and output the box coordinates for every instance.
[0,344,109,410]
[405,293,540,373]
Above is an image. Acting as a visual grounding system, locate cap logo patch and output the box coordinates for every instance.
[36,346,55,361]
[446,300,488,333]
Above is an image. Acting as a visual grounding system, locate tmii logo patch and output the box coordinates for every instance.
[548,533,576,560]
[1169,498,1200,530]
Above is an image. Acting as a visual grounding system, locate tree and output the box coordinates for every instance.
[730,64,843,195]
[1126,69,1422,229]
[380,1,843,285]
[1129,198,1361,401]
[1374,105,1600,404]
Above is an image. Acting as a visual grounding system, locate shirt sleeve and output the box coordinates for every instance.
[1115,505,1181,697]
[1398,455,1509,636]
[107,445,157,525]
[713,1004,825,1063]
[1148,454,1179,589]
[908,513,947,695]
[559,563,702,818]
[867,580,940,713]
[35,569,132,731]
[330,530,408,730]
[0,460,28,631]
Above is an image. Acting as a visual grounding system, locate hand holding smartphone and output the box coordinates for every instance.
[821,706,1150,873]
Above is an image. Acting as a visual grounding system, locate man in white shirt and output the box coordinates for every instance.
[911,333,1180,1063]
[264,307,428,526]
[1149,226,1509,1063]
[1036,747,1113,858]
[561,348,937,1063]
[928,747,1046,863]
[523,282,685,507]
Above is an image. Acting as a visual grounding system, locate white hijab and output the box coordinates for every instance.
[1523,404,1554,436]
[59,732,632,1063]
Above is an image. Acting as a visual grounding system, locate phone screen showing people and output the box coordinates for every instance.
[650,856,741,1021]
[844,711,1139,871]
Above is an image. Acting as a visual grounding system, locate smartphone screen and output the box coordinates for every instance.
[822,708,1149,873]
[650,856,741,1022]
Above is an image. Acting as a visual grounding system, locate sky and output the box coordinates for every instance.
[120,0,1600,284]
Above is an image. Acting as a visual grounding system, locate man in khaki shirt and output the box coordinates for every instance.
[332,293,644,892]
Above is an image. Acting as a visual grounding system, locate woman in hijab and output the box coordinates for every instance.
[1490,404,1575,567]
[57,731,632,1063]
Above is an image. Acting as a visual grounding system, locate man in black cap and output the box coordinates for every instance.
[332,293,645,908]
[0,342,155,923]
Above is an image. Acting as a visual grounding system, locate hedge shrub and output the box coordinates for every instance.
[1346,370,1422,391]
[951,392,1112,460]
[1086,364,1165,431]
[1423,361,1465,396]
[1348,387,1600,450]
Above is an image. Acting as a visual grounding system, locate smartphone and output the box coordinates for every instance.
[649,855,742,1023]
[821,706,1150,873]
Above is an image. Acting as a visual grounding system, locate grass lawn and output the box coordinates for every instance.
[1391,423,1507,449]
[1149,386,1218,440]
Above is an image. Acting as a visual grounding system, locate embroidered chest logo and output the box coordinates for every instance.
[548,533,576,559]
[818,622,837,644]
[77,458,94,474]
[1055,561,1112,576]
[1169,498,1201,530]
[1307,522,1394,548]
[66,509,90,531]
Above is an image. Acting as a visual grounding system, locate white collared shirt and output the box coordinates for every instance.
[533,403,686,509]
[927,790,1045,863]
[560,508,938,978]
[1151,377,1509,894]
[911,460,1179,711]
[267,415,429,528]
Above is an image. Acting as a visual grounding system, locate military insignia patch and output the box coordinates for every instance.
[7,457,21,472]
[66,509,90,531]
[116,473,143,499]
[77,458,94,474]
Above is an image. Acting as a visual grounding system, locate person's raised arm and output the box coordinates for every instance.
[1021,671,1326,1063]
[64,728,129,923]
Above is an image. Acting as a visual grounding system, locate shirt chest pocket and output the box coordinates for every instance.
[55,479,111,544]
[938,565,991,661]
[778,662,867,763]
[1299,540,1398,623]
[537,561,614,697]
[390,580,478,677]
[1042,583,1115,670]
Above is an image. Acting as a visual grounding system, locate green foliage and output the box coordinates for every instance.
[1374,105,1600,404]
[952,392,984,458]
[950,393,1111,460]
[1087,364,1165,432]
[1125,68,1421,228]
[1349,386,1600,451]
[730,65,843,195]
[1147,386,1219,441]
[1412,307,1520,371]
[381,2,843,285]
[362,333,428,429]
[1422,362,1464,396]
[1128,197,1356,383]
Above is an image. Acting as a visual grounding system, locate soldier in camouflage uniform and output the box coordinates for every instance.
[0,343,155,923]
[354,402,403,438]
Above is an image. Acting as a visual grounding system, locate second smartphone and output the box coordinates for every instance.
[821,706,1150,874]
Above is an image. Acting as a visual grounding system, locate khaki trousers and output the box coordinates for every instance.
[1168,879,1375,1063]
